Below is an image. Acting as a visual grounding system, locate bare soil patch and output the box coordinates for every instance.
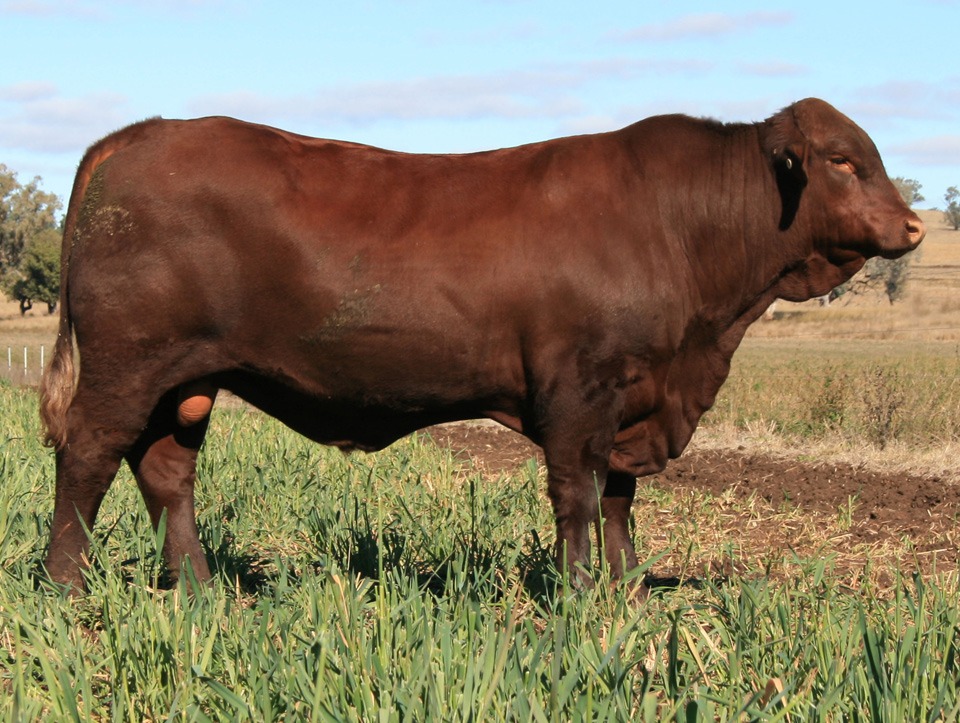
[425,423,960,580]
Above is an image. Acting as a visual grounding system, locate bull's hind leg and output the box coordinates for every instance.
[45,384,150,590]
[125,382,217,585]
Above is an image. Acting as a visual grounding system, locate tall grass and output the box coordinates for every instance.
[706,339,960,449]
[1,380,959,719]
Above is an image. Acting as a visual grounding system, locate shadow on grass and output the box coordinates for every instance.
[194,521,726,609]
[643,573,705,591]
[29,502,721,601]
[643,554,748,595]
[194,499,731,602]
[203,531,271,595]
[192,509,564,604]
[321,520,562,605]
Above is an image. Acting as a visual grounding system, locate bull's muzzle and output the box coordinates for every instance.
[880,214,926,259]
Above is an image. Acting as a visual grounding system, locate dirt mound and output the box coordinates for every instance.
[425,423,960,565]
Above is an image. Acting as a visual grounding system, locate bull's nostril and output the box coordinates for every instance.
[906,217,926,245]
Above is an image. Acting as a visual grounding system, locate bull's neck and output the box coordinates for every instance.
[661,124,783,327]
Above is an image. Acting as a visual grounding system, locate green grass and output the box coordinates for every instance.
[1,381,959,720]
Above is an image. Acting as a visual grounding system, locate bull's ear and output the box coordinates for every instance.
[763,106,809,229]
[764,105,809,188]
[772,145,808,188]
[771,145,807,230]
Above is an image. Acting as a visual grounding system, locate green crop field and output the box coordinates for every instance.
[2,380,960,720]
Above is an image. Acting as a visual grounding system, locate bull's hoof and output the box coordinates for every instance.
[39,564,87,596]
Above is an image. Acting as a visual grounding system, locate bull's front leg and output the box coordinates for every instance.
[597,471,640,578]
[544,463,603,585]
[539,412,619,587]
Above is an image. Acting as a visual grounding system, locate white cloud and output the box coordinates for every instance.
[890,135,960,167]
[1,0,99,17]
[558,114,624,136]
[614,96,783,127]
[846,79,960,123]
[0,81,58,102]
[613,11,794,42]
[737,61,806,78]
[0,84,129,153]
[189,79,582,126]
[1,0,221,17]
[187,57,713,127]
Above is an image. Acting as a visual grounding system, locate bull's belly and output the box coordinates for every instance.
[211,333,715,475]
[217,368,513,452]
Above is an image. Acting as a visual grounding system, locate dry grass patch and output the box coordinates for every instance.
[635,480,959,596]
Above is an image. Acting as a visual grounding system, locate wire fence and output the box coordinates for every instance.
[2,345,46,387]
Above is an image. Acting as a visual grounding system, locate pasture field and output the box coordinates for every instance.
[2,381,960,720]
[701,337,960,481]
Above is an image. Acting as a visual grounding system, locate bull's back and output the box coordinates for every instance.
[70,118,639,406]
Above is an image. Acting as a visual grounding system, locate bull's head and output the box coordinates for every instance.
[763,98,924,300]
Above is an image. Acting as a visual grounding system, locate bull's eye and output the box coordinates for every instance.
[829,156,856,174]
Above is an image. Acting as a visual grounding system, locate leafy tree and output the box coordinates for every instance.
[832,253,914,305]
[945,187,960,231]
[869,255,911,304]
[3,227,61,314]
[0,164,61,273]
[0,165,62,313]
[891,177,924,207]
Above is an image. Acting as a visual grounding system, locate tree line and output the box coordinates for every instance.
[0,166,957,316]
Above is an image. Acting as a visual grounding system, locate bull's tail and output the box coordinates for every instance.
[39,308,74,449]
[39,146,93,449]
[39,120,161,449]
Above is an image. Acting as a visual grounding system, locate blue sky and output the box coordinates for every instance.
[2,0,959,210]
